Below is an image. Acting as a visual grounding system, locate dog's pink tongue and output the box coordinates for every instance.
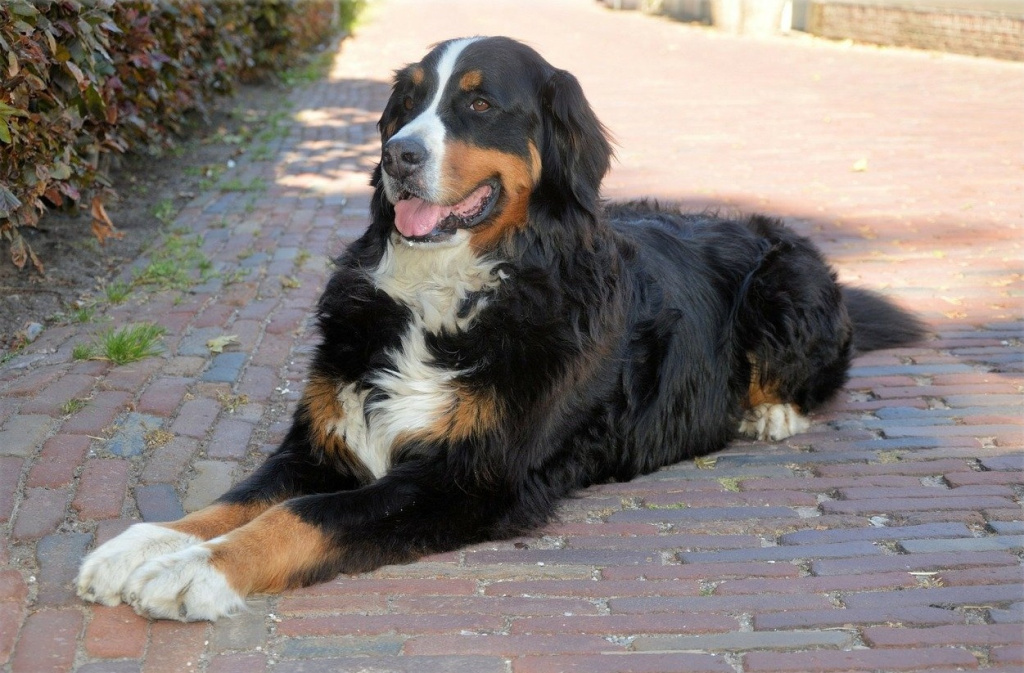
[394,198,450,238]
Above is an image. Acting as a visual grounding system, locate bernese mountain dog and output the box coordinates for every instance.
[77,36,923,621]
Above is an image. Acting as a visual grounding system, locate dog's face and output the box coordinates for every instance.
[377,36,612,251]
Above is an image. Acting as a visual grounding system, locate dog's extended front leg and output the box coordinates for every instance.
[122,465,551,620]
[76,399,365,612]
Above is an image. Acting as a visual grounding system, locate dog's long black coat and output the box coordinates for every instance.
[213,38,922,585]
[77,37,923,617]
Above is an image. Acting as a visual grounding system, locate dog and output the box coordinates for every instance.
[76,36,923,621]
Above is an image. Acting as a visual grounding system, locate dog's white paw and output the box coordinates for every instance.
[124,543,246,621]
[77,523,200,607]
[739,403,810,441]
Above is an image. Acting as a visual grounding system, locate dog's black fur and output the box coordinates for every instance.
[77,37,924,618]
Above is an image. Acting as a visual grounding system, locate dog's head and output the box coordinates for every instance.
[376,36,612,250]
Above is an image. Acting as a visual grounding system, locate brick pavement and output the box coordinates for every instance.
[1,1,1022,671]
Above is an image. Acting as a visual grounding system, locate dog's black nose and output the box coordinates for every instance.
[382,138,427,179]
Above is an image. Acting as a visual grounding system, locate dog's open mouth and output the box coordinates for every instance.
[393,181,500,242]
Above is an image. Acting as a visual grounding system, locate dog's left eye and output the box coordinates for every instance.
[403,96,414,111]
[469,98,491,112]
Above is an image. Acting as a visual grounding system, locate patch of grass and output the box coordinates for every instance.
[279,275,301,290]
[72,343,97,360]
[219,176,266,193]
[646,502,688,510]
[95,323,166,365]
[250,144,274,161]
[133,232,214,291]
[153,198,177,225]
[104,281,132,305]
[281,48,336,86]
[718,477,745,493]
[294,248,311,267]
[61,398,88,415]
[67,305,96,324]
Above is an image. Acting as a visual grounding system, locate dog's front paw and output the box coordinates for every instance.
[77,523,200,606]
[739,403,810,442]
[124,544,246,621]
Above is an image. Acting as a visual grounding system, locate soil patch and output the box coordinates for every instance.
[0,82,288,359]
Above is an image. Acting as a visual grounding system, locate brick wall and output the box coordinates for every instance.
[809,3,1024,61]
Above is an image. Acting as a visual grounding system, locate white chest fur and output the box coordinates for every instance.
[335,232,503,478]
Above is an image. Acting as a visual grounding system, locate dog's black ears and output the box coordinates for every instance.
[539,69,612,217]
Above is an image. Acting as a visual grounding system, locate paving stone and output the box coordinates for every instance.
[18,374,96,415]
[84,604,148,659]
[633,629,853,652]
[513,653,733,673]
[274,656,507,673]
[26,434,91,488]
[609,506,798,523]
[206,418,255,458]
[12,487,70,541]
[141,435,199,484]
[73,458,130,520]
[209,600,268,652]
[202,352,248,383]
[35,532,91,606]
[77,663,142,673]
[862,624,1024,648]
[9,608,81,673]
[743,647,978,672]
[136,483,186,522]
[183,459,235,512]
[990,602,1024,623]
[678,541,882,564]
[207,654,267,673]
[780,522,971,545]
[843,583,1024,609]
[170,396,222,438]
[812,550,1019,576]
[279,635,406,659]
[0,415,55,457]
[900,535,1024,553]
[61,390,133,435]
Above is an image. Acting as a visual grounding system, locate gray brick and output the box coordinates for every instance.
[812,551,1019,576]
[843,584,1024,609]
[77,663,141,673]
[280,636,405,659]
[610,594,831,615]
[176,326,227,356]
[780,523,971,545]
[754,606,963,630]
[990,521,1024,535]
[679,541,882,564]
[610,506,798,523]
[209,600,269,651]
[184,460,235,512]
[633,629,853,652]
[0,415,55,457]
[136,483,185,522]
[106,412,164,457]
[990,601,1023,624]
[36,532,91,605]
[273,656,507,673]
[981,455,1024,471]
[202,352,248,383]
[901,535,1024,553]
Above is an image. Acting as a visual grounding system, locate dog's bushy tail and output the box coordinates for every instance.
[842,287,926,354]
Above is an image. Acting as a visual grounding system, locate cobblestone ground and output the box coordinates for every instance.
[1,1,1022,672]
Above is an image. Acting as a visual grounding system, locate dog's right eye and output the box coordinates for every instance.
[403,96,414,111]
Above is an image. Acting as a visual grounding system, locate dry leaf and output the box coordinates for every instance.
[206,335,239,353]
[851,158,868,172]
[90,196,123,245]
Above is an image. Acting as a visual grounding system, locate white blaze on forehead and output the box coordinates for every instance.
[387,37,481,203]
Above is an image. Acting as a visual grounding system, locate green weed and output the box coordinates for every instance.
[95,323,166,365]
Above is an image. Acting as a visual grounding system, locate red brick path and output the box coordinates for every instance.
[1,1,1021,671]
